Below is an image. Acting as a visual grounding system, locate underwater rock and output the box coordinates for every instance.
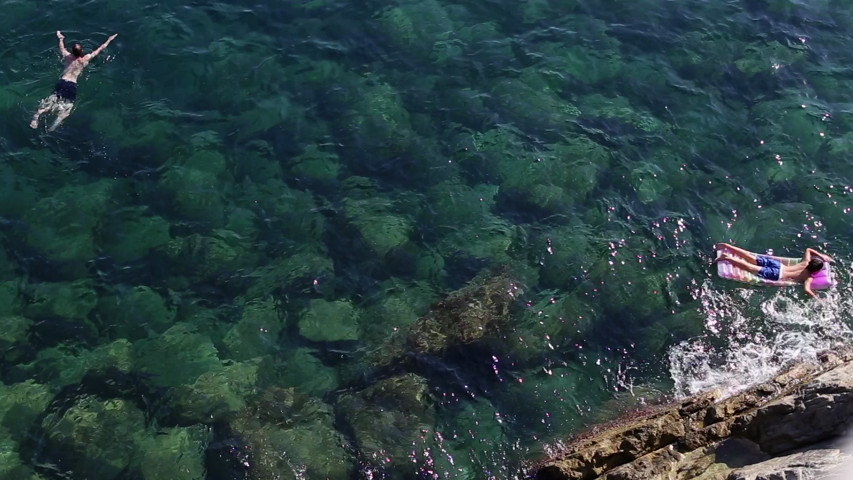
[117,120,177,161]
[233,139,284,183]
[336,373,435,466]
[578,93,668,136]
[0,243,13,281]
[535,224,596,289]
[230,387,352,479]
[0,430,41,480]
[0,160,38,219]
[245,250,334,299]
[138,425,212,480]
[371,270,515,371]
[0,315,31,364]
[25,280,99,321]
[40,396,147,480]
[225,207,259,240]
[406,270,514,355]
[162,232,257,282]
[222,299,283,361]
[0,380,52,442]
[532,349,853,480]
[0,281,21,316]
[247,179,327,245]
[559,45,624,87]
[437,215,522,265]
[509,294,598,363]
[342,82,415,161]
[344,196,413,257]
[20,339,133,389]
[132,322,223,388]
[101,209,171,263]
[289,144,342,182]
[234,94,296,138]
[169,358,263,424]
[272,346,340,397]
[160,166,228,224]
[750,98,827,161]
[375,0,454,58]
[297,298,360,342]
[360,279,437,345]
[424,180,498,231]
[490,76,580,132]
[734,40,807,76]
[97,285,176,340]
[23,179,114,265]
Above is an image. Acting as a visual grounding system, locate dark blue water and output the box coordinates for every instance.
[2,0,853,478]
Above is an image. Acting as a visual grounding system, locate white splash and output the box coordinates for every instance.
[668,280,853,398]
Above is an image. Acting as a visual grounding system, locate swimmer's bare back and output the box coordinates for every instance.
[30,31,117,131]
[59,32,117,81]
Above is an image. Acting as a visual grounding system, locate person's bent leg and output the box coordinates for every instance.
[30,96,56,129]
[715,243,758,263]
[48,103,73,131]
[721,254,763,275]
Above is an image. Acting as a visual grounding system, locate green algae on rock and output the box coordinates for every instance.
[41,396,147,480]
[222,298,283,361]
[298,298,361,342]
[336,373,435,467]
[231,387,353,478]
[138,425,212,480]
[405,270,515,356]
[97,285,176,340]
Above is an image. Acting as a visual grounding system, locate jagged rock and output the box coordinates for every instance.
[533,349,853,480]
[371,269,515,369]
[727,447,849,480]
[335,373,434,465]
[230,387,352,479]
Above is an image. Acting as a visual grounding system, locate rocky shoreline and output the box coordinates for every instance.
[532,349,853,480]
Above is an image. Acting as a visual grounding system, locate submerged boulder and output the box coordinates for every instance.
[40,396,147,480]
[138,425,211,480]
[336,373,435,466]
[297,298,360,342]
[405,270,515,356]
[230,387,352,479]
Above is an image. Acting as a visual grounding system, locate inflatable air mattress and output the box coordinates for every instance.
[715,247,835,290]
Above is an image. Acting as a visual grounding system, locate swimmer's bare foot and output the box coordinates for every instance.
[711,252,732,265]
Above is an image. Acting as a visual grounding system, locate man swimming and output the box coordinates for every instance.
[30,30,118,131]
[712,242,833,298]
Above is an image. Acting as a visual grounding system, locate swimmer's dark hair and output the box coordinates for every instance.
[807,257,824,273]
[72,44,84,58]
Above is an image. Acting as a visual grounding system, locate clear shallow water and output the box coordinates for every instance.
[2,0,853,479]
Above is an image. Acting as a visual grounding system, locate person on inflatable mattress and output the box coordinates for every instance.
[712,243,833,299]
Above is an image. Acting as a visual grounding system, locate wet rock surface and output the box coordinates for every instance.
[533,349,853,480]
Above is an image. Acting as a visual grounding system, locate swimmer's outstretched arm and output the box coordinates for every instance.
[804,277,818,299]
[56,31,70,57]
[806,248,833,263]
[86,33,118,60]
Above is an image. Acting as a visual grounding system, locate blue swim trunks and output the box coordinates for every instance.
[756,255,781,281]
[53,79,77,103]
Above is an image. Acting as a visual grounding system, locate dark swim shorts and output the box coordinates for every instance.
[53,79,77,102]
[756,255,781,281]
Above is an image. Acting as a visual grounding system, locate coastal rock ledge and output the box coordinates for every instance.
[533,349,853,480]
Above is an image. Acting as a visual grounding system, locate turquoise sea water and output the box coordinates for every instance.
[3,0,853,478]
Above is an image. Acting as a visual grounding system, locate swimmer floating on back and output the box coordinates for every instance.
[30,30,117,131]
[712,242,833,299]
